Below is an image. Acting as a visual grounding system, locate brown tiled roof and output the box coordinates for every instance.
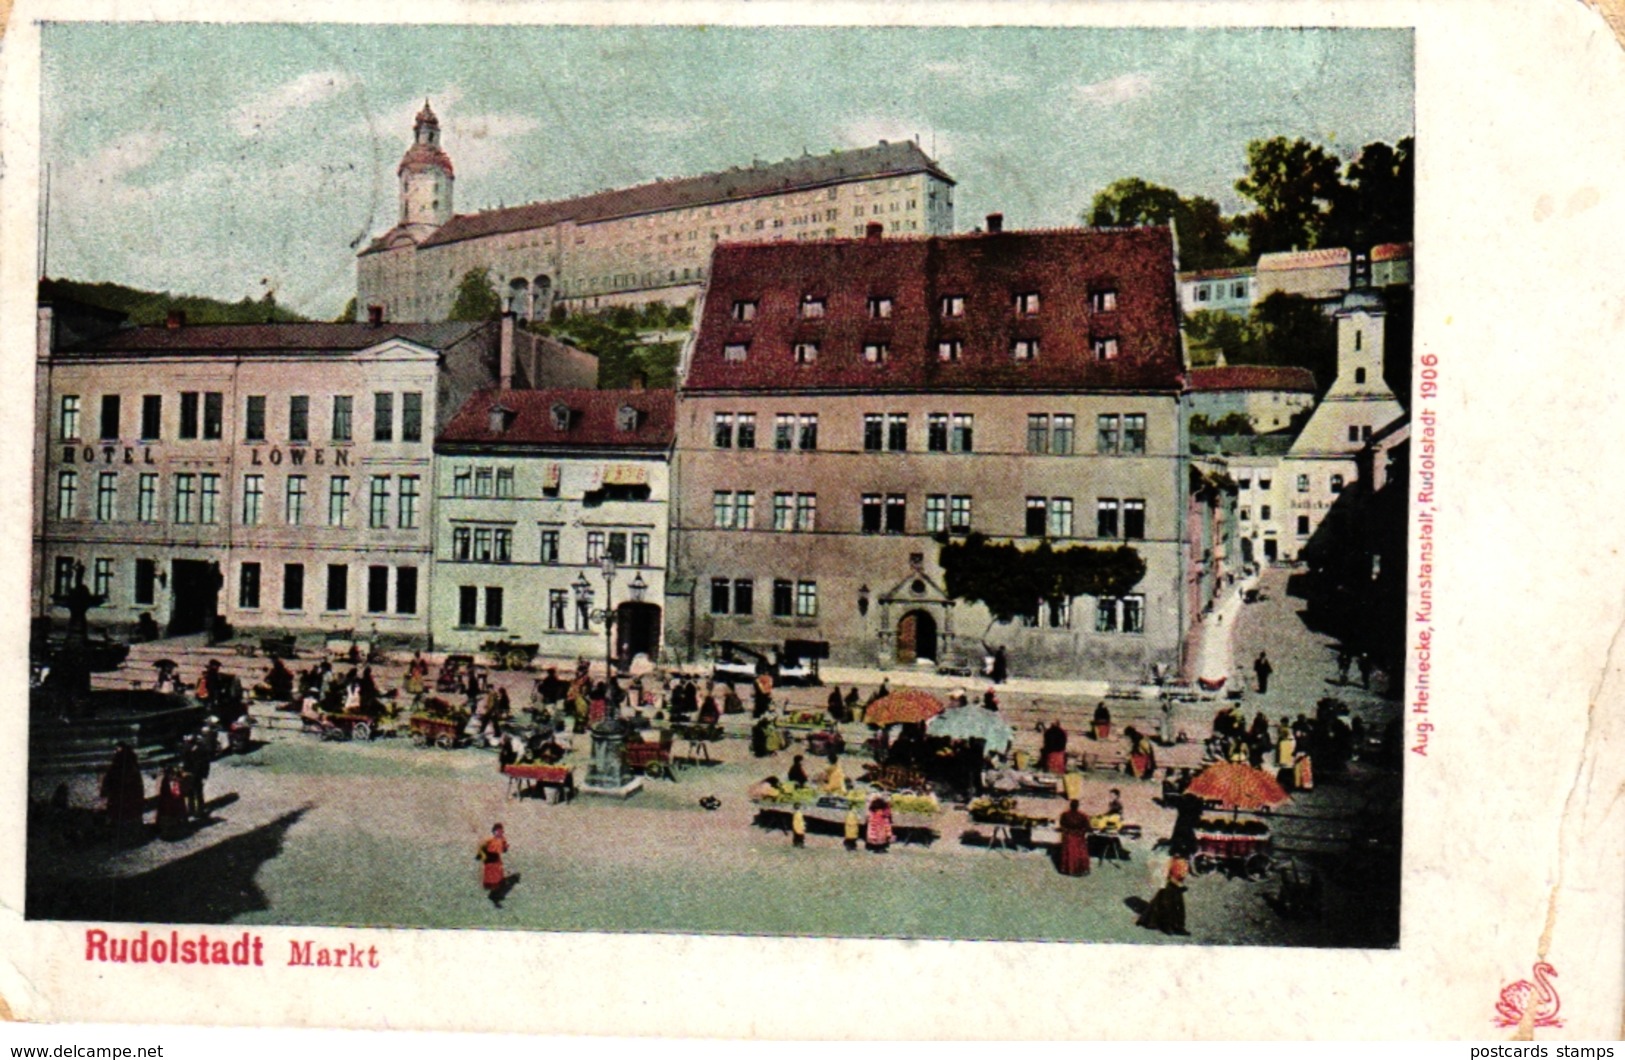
[1256,247,1351,271]
[684,226,1183,394]
[1186,365,1317,393]
[438,387,676,449]
[1370,242,1412,262]
[402,141,951,252]
[399,141,454,178]
[1178,267,1255,282]
[55,320,489,357]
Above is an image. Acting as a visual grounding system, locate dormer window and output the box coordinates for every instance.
[940,295,965,318]
[1090,288,1118,312]
[867,296,893,320]
[723,343,749,363]
[1092,337,1119,361]
[863,342,889,365]
[937,340,962,363]
[731,300,758,322]
[799,296,826,320]
[550,403,571,431]
[488,405,513,434]
[1012,338,1040,361]
[794,342,819,365]
[1014,291,1041,316]
[616,405,639,432]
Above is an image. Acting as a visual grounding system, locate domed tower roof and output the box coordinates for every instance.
[415,99,439,128]
[399,99,454,177]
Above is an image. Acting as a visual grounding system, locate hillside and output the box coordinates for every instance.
[39,277,311,326]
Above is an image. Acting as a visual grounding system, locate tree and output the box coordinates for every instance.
[1233,137,1345,259]
[1249,292,1338,392]
[448,268,501,322]
[939,533,1146,631]
[1182,309,1258,367]
[1326,137,1414,249]
[1086,178,1241,270]
[334,296,357,324]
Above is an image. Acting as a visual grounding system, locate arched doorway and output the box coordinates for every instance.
[896,609,938,665]
[616,600,662,664]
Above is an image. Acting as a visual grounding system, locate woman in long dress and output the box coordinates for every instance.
[1138,853,1190,935]
[155,766,188,840]
[478,824,510,906]
[1057,799,1091,876]
[865,797,894,853]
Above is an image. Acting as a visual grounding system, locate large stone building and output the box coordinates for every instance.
[430,387,674,660]
[670,220,1193,681]
[358,103,958,323]
[32,304,595,642]
[1186,364,1317,434]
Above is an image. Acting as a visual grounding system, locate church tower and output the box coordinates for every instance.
[397,100,454,238]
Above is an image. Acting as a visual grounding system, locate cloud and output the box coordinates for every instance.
[57,130,171,206]
[232,70,359,137]
[919,57,1025,94]
[1069,72,1157,107]
[835,116,967,165]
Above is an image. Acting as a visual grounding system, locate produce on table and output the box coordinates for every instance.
[968,796,1053,829]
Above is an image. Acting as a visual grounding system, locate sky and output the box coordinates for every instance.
[40,25,1413,319]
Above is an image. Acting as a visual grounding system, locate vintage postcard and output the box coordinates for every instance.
[1,0,1621,1041]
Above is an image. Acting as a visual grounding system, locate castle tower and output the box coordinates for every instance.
[398,100,454,236]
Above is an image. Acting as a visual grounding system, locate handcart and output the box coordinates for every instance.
[409,713,468,750]
[624,731,684,779]
[1191,824,1275,880]
[319,711,379,742]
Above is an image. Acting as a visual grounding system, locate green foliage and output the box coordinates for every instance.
[524,301,692,389]
[1233,136,1345,259]
[1184,294,1337,394]
[1182,309,1255,366]
[38,277,311,325]
[1326,137,1414,249]
[334,296,357,323]
[1190,413,1255,437]
[448,268,502,322]
[939,533,1145,624]
[1086,178,1242,270]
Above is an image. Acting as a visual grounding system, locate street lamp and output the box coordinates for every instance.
[581,557,631,792]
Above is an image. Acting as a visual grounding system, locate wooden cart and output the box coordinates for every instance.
[319,711,379,741]
[408,714,467,749]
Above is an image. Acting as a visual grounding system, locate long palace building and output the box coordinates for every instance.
[357,102,957,322]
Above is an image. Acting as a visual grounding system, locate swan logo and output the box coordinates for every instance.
[1494,961,1563,1029]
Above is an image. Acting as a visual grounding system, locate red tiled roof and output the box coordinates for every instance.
[399,141,454,178]
[1370,242,1412,262]
[405,141,951,252]
[1178,267,1255,282]
[1256,247,1351,271]
[55,320,488,357]
[684,226,1183,394]
[438,388,676,449]
[1186,365,1317,393]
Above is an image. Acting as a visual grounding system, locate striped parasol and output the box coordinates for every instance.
[862,688,946,726]
[1185,761,1289,812]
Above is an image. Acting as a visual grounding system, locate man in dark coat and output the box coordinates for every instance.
[1253,651,1273,694]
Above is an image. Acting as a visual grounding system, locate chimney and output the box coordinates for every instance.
[366,305,383,326]
[499,312,515,388]
[166,309,186,329]
[865,222,884,242]
[985,213,1004,234]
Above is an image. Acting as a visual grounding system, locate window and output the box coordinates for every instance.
[1123,595,1145,633]
[328,475,350,527]
[951,413,974,453]
[239,562,261,609]
[732,578,755,616]
[714,413,735,448]
[244,396,265,441]
[1027,414,1049,454]
[332,395,353,442]
[1331,474,1345,494]
[796,581,818,618]
[474,468,493,497]
[141,395,161,440]
[173,473,194,523]
[366,477,391,529]
[453,468,472,497]
[1297,515,1311,536]
[868,296,893,319]
[134,559,156,606]
[1348,426,1361,443]
[1026,497,1048,537]
[100,395,122,440]
[203,392,223,440]
[285,476,306,526]
[734,492,755,529]
[199,474,220,524]
[1259,475,1273,490]
[631,532,651,566]
[288,396,309,442]
[774,414,795,450]
[1096,596,1144,633]
[800,296,826,319]
[861,493,883,534]
[1123,414,1147,454]
[484,587,504,628]
[585,530,605,564]
[1123,499,1146,540]
[1297,474,1311,493]
[459,586,478,627]
[373,393,394,442]
[179,392,199,439]
[773,492,794,531]
[793,341,819,364]
[59,395,81,439]
[53,557,75,598]
[402,392,423,442]
[1196,286,1210,303]
[93,558,114,600]
[1052,415,1075,455]
[724,343,749,363]
[366,566,389,613]
[712,491,754,529]
[396,567,418,615]
[1090,288,1118,312]
[473,528,494,562]
[937,340,961,362]
[283,563,305,610]
[927,413,949,452]
[887,413,907,451]
[241,474,263,525]
[1261,504,1272,520]
[95,472,116,521]
[773,579,794,617]
[925,495,946,533]
[791,493,815,533]
[1049,497,1074,537]
[710,577,732,615]
[1097,414,1120,454]
[797,414,818,450]
[1098,499,1120,538]
[731,300,758,322]
[940,294,965,318]
[1238,476,1252,490]
[1354,367,1367,384]
[325,564,348,611]
[1240,508,1251,522]
[1092,337,1119,360]
[863,414,884,452]
[885,494,906,534]
[137,474,157,522]
[736,413,756,448]
[452,526,472,561]
[549,589,569,630]
[1014,291,1041,316]
[606,531,627,564]
[1012,338,1040,361]
[950,495,973,534]
[540,529,559,564]
[863,342,889,365]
